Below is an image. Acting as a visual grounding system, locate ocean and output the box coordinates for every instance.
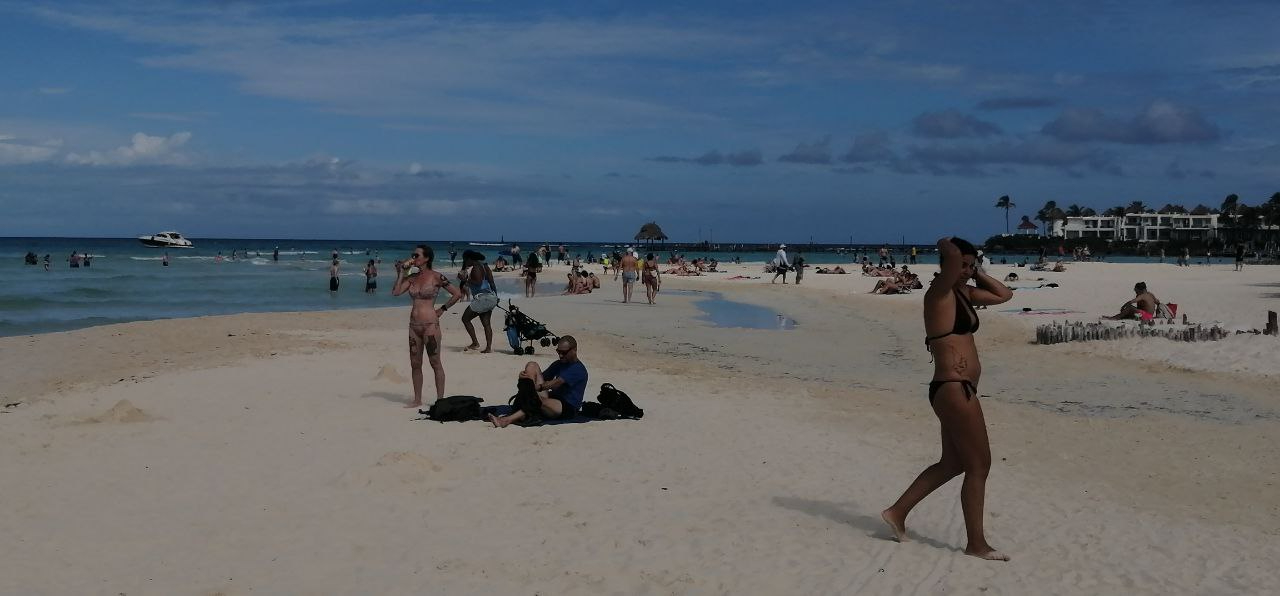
[1,237,1178,337]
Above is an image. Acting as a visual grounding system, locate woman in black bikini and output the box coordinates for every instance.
[392,245,464,409]
[883,237,1013,561]
[523,252,539,298]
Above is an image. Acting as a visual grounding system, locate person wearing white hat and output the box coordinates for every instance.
[772,244,792,284]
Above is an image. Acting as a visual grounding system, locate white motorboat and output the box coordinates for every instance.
[138,231,194,248]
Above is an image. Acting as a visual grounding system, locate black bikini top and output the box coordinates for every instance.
[925,288,980,344]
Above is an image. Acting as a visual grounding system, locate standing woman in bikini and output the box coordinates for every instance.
[523,252,539,298]
[392,245,463,409]
[883,237,1014,561]
[460,250,498,353]
[642,252,661,305]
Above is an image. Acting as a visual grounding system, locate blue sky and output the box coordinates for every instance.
[2,0,1278,242]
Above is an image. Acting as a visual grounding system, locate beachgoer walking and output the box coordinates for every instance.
[620,250,638,303]
[449,245,458,267]
[771,244,791,284]
[558,244,567,265]
[391,245,464,408]
[364,259,378,293]
[1235,244,1245,271]
[642,252,661,304]
[329,259,340,292]
[910,246,918,265]
[524,252,539,298]
[883,236,1013,562]
[793,253,806,285]
[489,336,588,428]
[460,250,498,353]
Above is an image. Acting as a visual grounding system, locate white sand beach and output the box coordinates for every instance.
[2,260,1278,595]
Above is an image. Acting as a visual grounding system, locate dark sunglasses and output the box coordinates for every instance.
[556,347,572,355]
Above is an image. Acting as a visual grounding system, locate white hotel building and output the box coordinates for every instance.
[1051,212,1222,243]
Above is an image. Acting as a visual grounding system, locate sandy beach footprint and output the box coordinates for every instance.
[334,451,445,494]
[78,399,156,424]
[372,364,407,384]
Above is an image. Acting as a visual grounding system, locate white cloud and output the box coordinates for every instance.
[413,198,490,216]
[0,140,59,164]
[324,198,402,216]
[65,131,193,166]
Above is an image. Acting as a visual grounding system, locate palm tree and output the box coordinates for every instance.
[1220,193,1239,214]
[1047,207,1067,237]
[994,195,1015,234]
[1219,194,1241,245]
[1081,207,1097,217]
[1103,206,1126,217]
[1125,201,1147,214]
[1065,204,1084,217]
[1036,200,1058,237]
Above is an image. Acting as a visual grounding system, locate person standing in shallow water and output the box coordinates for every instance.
[329,259,340,292]
[882,236,1014,561]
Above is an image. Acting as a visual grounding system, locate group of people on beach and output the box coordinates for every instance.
[380,237,1016,559]
[387,244,590,430]
[866,265,924,294]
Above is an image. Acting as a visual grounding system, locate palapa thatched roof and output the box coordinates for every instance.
[634,222,668,242]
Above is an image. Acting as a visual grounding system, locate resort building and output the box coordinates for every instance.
[1051,213,1222,243]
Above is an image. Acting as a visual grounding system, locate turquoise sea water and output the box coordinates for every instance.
[1,237,1178,337]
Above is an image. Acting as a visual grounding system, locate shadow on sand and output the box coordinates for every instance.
[362,391,414,406]
[771,495,960,553]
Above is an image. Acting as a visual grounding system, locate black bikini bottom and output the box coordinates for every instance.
[928,380,976,404]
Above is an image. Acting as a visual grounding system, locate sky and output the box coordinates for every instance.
[1,0,1278,243]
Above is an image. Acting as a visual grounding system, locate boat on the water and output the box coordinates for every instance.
[138,231,194,248]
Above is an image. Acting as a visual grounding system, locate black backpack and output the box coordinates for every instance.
[597,383,644,419]
[424,395,484,422]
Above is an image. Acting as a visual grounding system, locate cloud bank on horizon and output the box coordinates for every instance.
[1,0,1278,242]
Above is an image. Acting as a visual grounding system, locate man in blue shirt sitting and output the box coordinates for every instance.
[489,335,589,428]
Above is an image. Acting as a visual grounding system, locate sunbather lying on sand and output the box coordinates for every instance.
[816,266,848,274]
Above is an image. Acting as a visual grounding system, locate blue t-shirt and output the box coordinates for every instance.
[542,360,589,411]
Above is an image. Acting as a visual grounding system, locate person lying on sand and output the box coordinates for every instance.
[816,266,848,274]
[490,336,588,427]
[870,278,903,294]
[1107,282,1159,320]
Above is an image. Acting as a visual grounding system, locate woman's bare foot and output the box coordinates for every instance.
[965,546,1010,561]
[881,509,908,542]
[405,400,423,409]
[488,413,510,428]
[463,343,481,352]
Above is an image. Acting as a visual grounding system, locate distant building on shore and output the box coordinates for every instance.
[1051,212,1275,244]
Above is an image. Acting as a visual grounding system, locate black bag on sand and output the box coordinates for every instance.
[597,383,644,419]
[424,395,484,422]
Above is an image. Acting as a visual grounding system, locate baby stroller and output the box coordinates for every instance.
[499,300,560,355]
